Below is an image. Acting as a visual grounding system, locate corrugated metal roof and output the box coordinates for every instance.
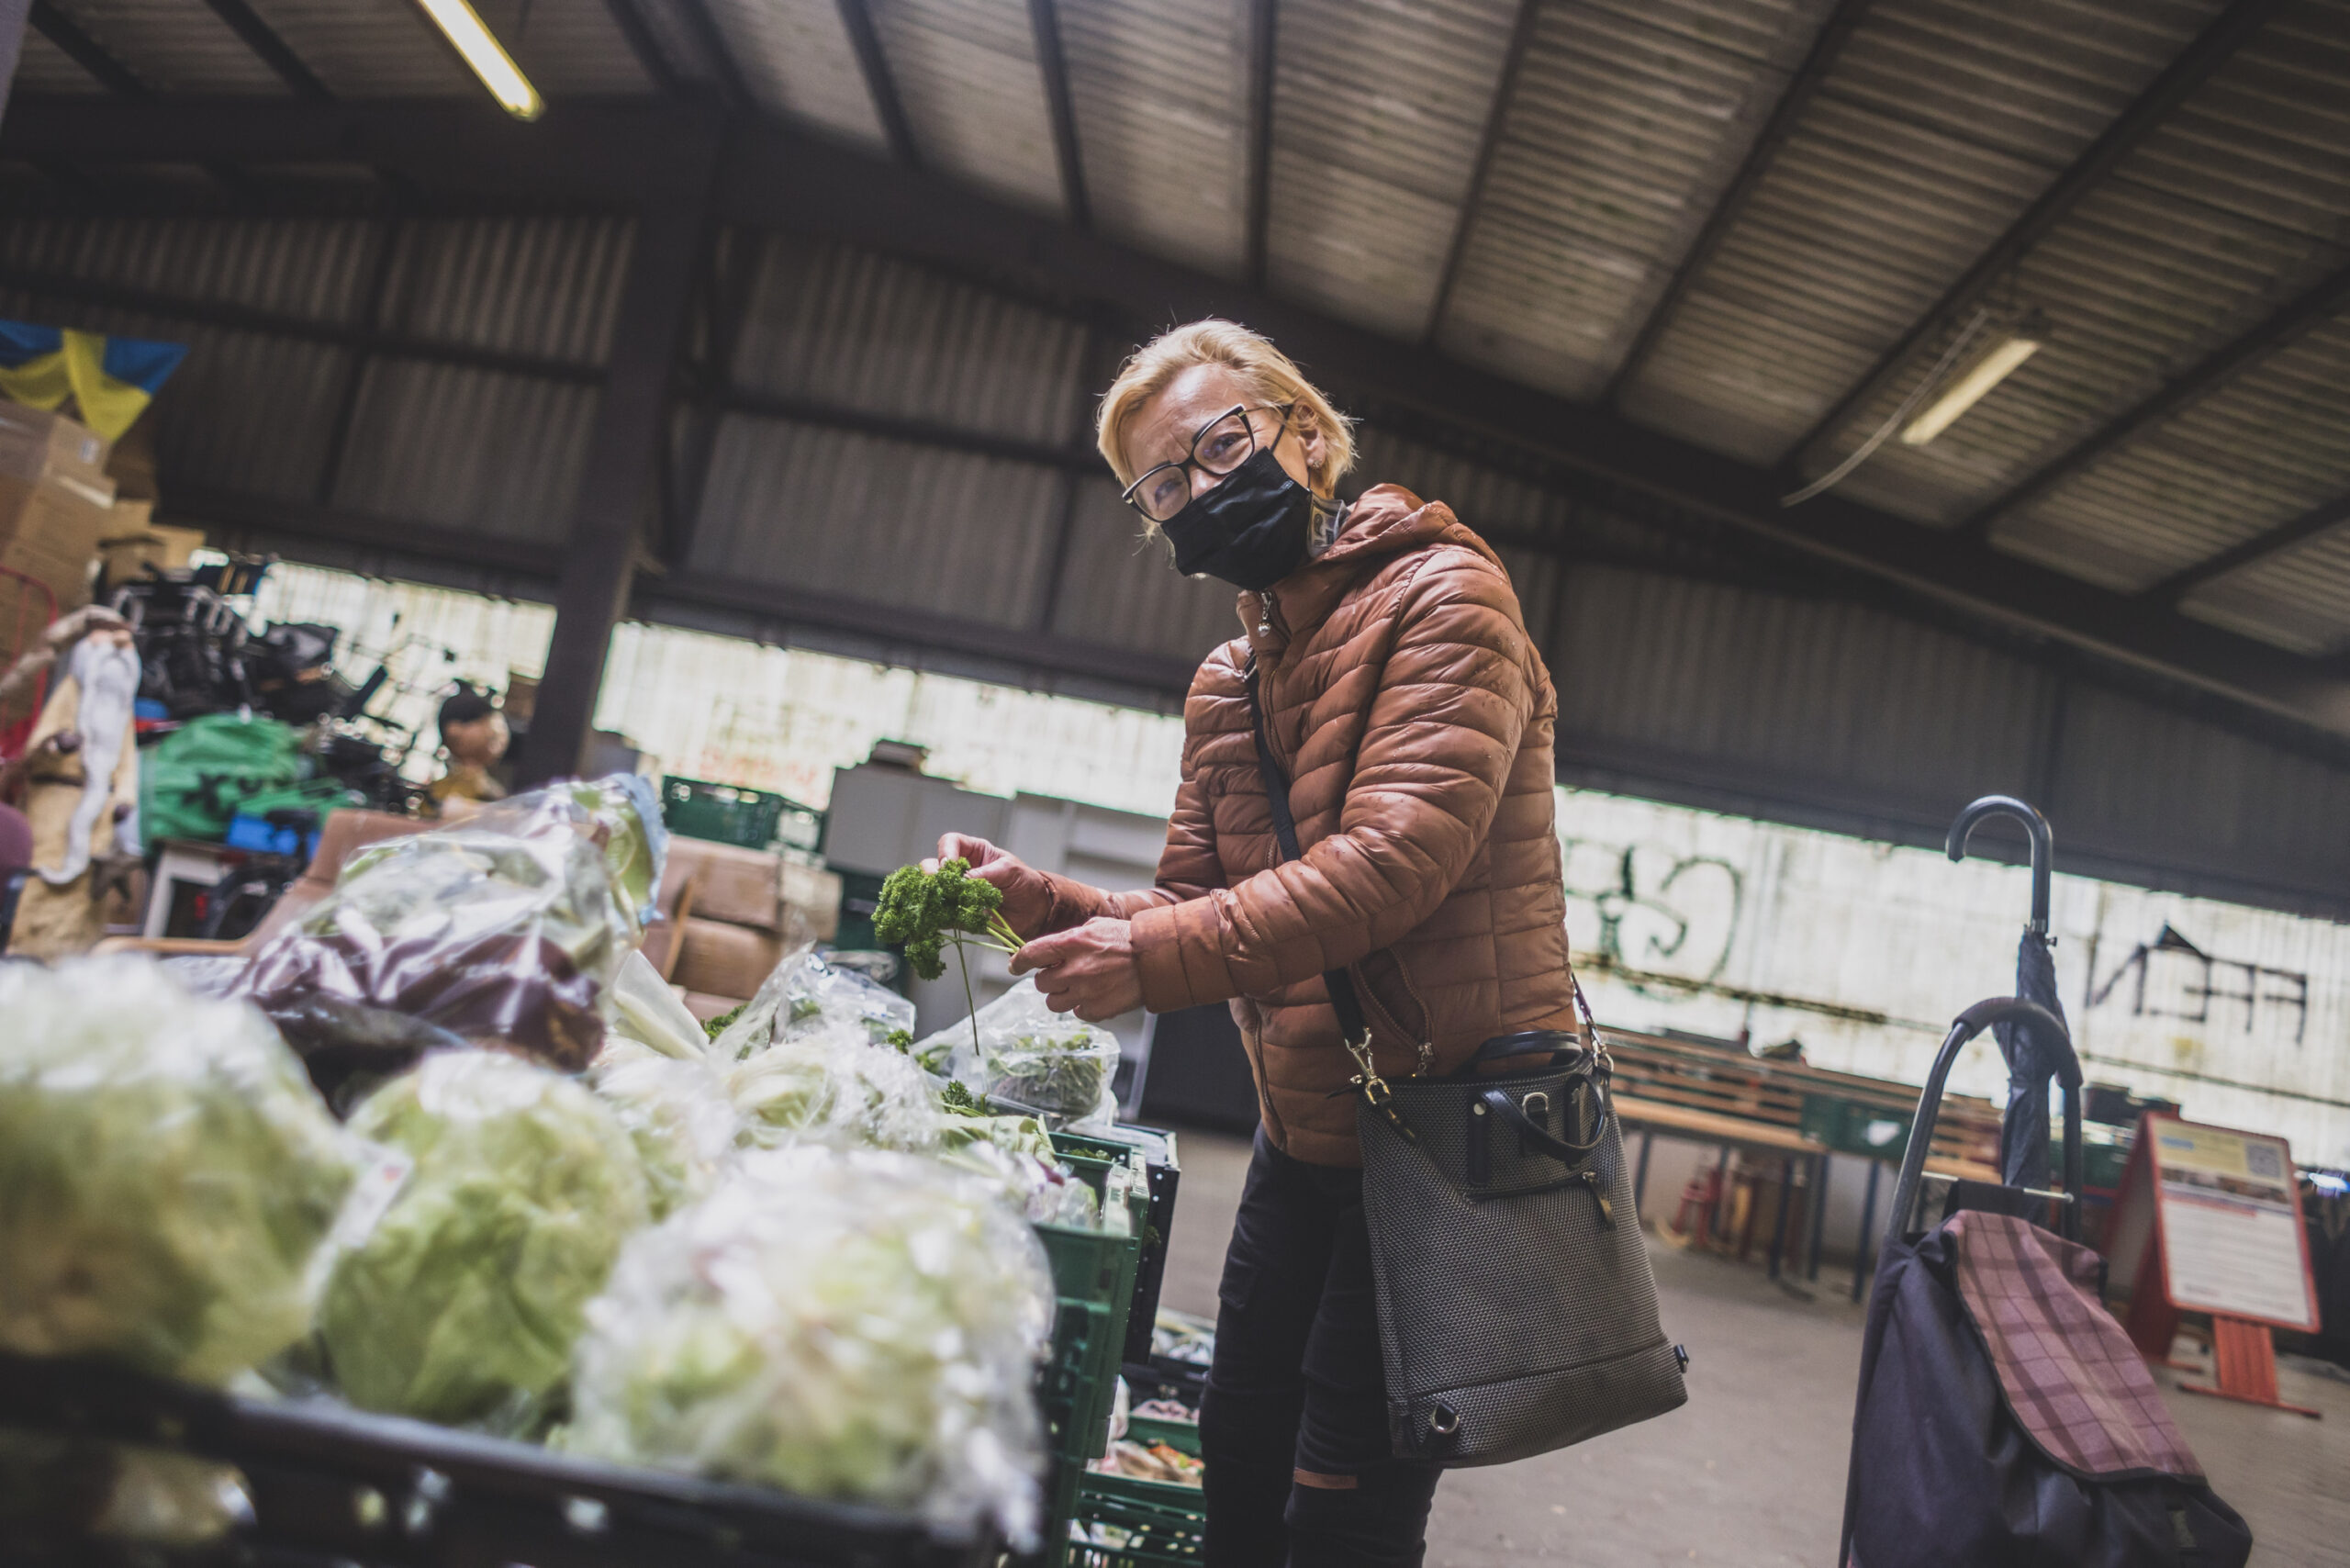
[730,233,1090,444]
[1045,476,1242,660]
[382,215,634,363]
[1554,565,2054,807]
[690,414,1065,626]
[2186,524,2350,655]
[1995,313,2350,594]
[478,0,655,97]
[1266,0,1521,337]
[1436,0,1827,400]
[870,0,1065,214]
[1620,0,2226,465]
[0,213,375,320]
[239,0,476,97]
[45,0,289,93]
[332,361,596,541]
[1827,0,2350,529]
[11,30,106,93]
[698,0,890,149]
[1057,0,1250,276]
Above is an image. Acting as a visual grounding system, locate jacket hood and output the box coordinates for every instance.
[1237,484,1499,660]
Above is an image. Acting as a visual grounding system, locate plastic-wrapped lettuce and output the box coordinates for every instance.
[602,947,710,1062]
[319,1051,651,1432]
[567,1146,1055,1543]
[0,958,367,1385]
[590,1044,739,1219]
[562,774,667,927]
[726,1028,944,1153]
[915,980,1121,1130]
[238,787,641,1095]
[709,947,914,1063]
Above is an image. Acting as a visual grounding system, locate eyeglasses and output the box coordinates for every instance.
[1121,403,1294,524]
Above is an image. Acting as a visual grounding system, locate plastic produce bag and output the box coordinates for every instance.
[0,958,370,1385]
[319,1051,652,1433]
[726,1028,945,1153]
[603,947,709,1061]
[560,774,668,927]
[567,1145,1056,1544]
[590,1046,740,1219]
[710,946,915,1063]
[237,783,645,1097]
[0,1432,252,1549]
[915,980,1121,1130]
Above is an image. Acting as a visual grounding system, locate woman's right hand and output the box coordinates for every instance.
[928,834,1055,940]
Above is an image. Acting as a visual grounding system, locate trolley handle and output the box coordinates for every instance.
[1886,998,2081,1255]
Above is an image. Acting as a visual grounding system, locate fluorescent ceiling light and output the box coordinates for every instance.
[1899,315,2048,446]
[414,0,543,121]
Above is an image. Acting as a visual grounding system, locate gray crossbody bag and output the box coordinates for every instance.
[1246,659,1688,1465]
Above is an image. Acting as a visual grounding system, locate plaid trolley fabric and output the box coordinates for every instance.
[1946,1212,2199,1480]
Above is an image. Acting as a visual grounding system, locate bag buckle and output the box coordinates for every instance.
[1348,1030,1420,1147]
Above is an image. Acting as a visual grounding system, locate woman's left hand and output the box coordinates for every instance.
[1013,916,1144,1021]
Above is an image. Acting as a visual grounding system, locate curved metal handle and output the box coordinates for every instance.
[1946,795,2053,935]
[1885,998,2081,1256]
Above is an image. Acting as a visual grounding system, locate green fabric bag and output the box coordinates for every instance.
[139,712,306,848]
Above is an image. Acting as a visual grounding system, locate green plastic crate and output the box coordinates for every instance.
[658,776,822,850]
[1035,1153,1147,1467]
[1799,1094,1915,1161]
[1062,1414,1206,1566]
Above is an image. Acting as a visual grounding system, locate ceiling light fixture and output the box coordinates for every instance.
[1898,310,2050,447]
[413,0,543,121]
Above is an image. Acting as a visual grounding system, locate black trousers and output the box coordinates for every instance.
[1199,1130,1441,1567]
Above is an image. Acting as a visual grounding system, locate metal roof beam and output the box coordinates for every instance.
[671,0,752,116]
[1421,0,1540,350]
[0,0,27,126]
[195,0,330,99]
[2143,490,2350,606]
[1788,0,2280,475]
[5,98,2344,740]
[1958,258,2350,542]
[596,0,684,97]
[1599,0,1872,407]
[28,1,147,95]
[835,0,919,168]
[1243,0,1276,289]
[1027,0,1089,229]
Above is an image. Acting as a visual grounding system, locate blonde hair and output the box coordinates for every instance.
[1095,319,1357,494]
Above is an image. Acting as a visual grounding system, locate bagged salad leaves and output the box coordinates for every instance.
[237,783,647,1097]
[561,774,667,927]
[708,946,915,1063]
[726,1027,944,1153]
[566,1145,1056,1543]
[319,1051,651,1432]
[915,979,1121,1130]
[589,1044,740,1220]
[0,958,370,1385]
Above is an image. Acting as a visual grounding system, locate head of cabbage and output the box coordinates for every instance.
[319,1051,650,1432]
[566,1145,1055,1543]
[0,958,363,1385]
[726,1029,944,1153]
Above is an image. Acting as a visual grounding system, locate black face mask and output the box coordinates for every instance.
[1159,448,1315,591]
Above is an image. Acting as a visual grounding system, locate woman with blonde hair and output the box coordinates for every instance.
[936,319,1582,1565]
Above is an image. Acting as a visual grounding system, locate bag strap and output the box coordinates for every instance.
[1244,656,1418,1146]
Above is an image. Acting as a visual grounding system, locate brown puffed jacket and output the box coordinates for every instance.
[1031,485,1579,1166]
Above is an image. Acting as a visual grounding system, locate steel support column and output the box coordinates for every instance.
[514,124,723,785]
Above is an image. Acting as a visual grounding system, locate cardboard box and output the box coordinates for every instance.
[97,504,205,584]
[0,405,112,496]
[0,475,108,658]
[661,838,785,932]
[670,916,787,1002]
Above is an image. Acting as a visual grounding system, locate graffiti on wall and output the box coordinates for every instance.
[1560,838,1742,994]
[2087,923,2310,1047]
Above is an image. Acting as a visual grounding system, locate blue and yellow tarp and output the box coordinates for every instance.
[0,321,186,442]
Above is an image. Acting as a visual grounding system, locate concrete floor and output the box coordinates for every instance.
[1155,1126,2350,1567]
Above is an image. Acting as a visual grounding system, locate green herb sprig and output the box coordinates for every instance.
[873,858,1027,1056]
